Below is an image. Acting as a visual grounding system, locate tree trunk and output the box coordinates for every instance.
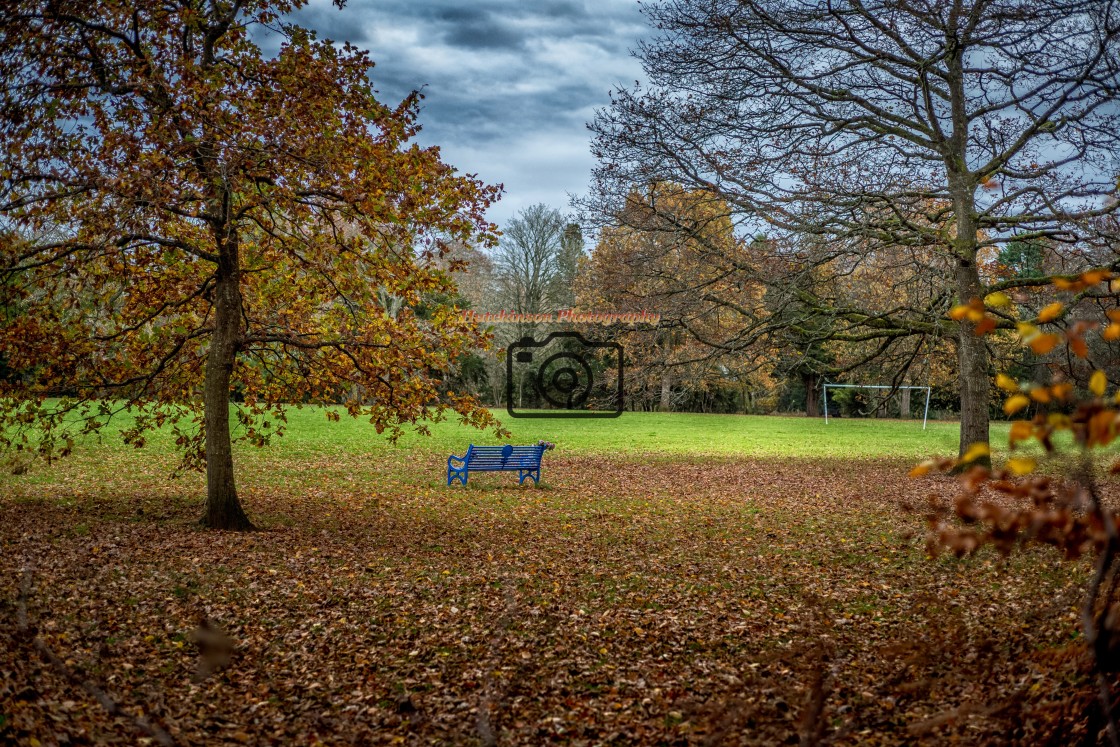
[659,370,672,412]
[956,316,990,457]
[951,212,991,458]
[946,34,991,461]
[202,256,254,530]
[900,387,911,419]
[949,197,991,459]
[804,373,820,417]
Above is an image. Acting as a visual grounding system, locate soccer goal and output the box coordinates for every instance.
[822,383,932,430]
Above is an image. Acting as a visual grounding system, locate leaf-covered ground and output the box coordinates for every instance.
[0,435,1106,745]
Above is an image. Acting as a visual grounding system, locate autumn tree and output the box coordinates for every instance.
[0,0,501,529]
[587,0,1120,455]
[579,185,776,412]
[919,268,1120,741]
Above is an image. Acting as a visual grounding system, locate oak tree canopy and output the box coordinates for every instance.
[0,0,502,529]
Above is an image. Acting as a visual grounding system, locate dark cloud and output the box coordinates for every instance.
[442,18,525,51]
[286,0,648,227]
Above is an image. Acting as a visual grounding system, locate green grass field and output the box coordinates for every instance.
[26,404,1015,462]
[297,408,985,460]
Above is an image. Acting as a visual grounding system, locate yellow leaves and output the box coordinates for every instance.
[984,291,1011,308]
[1054,268,1112,292]
[950,298,986,322]
[1083,269,1112,285]
[909,457,953,478]
[1050,382,1073,401]
[1104,324,1120,342]
[1091,370,1108,397]
[1017,322,1060,355]
[1006,457,1036,476]
[995,374,1018,392]
[1037,302,1063,323]
[1048,413,1071,429]
[909,461,935,478]
[949,297,996,336]
[1029,334,1060,355]
[1003,394,1031,416]
[960,442,990,464]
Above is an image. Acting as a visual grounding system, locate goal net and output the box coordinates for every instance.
[822,383,932,430]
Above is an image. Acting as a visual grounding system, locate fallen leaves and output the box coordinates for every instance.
[0,450,1104,745]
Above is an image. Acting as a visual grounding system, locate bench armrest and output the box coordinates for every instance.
[448,453,467,466]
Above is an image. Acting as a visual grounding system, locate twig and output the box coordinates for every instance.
[798,654,833,747]
[476,577,517,747]
[1079,462,1120,747]
[701,693,758,747]
[16,563,176,747]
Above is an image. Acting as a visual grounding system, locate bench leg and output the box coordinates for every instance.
[448,468,468,486]
[518,469,540,486]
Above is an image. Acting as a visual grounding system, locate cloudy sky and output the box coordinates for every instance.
[287,0,649,230]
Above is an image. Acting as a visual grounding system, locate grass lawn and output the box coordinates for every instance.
[0,409,1102,744]
[22,404,1015,460]
[295,408,986,460]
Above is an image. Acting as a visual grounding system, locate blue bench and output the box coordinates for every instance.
[447,444,546,486]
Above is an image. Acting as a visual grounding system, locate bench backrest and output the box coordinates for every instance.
[465,444,545,469]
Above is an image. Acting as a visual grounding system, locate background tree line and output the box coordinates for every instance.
[444,199,1120,427]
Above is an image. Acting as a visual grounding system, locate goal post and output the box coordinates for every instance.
[822,383,932,430]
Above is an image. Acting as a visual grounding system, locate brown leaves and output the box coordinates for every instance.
[924,468,1102,561]
[191,617,234,682]
[1029,333,1060,355]
[1,445,1097,745]
[923,275,1120,742]
[1053,269,1113,292]
[1009,420,1034,447]
[949,297,997,336]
